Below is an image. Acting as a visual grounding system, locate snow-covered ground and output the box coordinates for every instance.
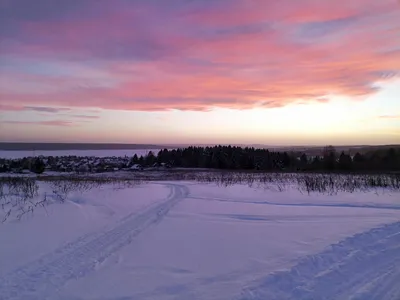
[0,182,399,300]
[0,149,161,159]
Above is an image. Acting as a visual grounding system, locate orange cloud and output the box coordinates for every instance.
[379,115,400,119]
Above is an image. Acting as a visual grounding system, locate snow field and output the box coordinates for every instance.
[0,181,399,300]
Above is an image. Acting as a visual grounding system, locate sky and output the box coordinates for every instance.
[0,0,399,146]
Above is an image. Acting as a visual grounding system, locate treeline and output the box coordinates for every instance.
[132,145,400,172]
[1,145,399,174]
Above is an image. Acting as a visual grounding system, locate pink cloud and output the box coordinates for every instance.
[0,104,24,111]
[2,120,74,127]
[0,0,399,112]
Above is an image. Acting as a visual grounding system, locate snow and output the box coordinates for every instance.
[188,183,400,209]
[0,183,169,276]
[0,181,399,300]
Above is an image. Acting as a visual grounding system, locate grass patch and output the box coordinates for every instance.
[1,171,399,222]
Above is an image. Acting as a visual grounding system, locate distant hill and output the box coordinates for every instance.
[0,143,169,151]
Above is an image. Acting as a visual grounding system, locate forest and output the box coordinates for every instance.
[133,145,400,172]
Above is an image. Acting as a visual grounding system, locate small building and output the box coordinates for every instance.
[130,164,143,171]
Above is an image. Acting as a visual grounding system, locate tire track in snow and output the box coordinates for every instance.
[0,183,189,300]
[188,195,400,211]
[241,222,400,300]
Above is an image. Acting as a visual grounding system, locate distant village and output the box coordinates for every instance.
[0,153,170,174]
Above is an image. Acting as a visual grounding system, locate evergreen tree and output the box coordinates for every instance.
[131,154,139,164]
[145,151,156,166]
[353,152,364,163]
[30,158,45,174]
[323,146,337,171]
[338,152,353,171]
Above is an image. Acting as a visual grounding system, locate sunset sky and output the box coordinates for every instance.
[0,0,399,146]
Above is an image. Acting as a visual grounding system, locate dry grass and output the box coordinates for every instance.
[1,172,399,222]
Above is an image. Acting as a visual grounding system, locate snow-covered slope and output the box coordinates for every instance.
[241,222,400,300]
[0,182,399,300]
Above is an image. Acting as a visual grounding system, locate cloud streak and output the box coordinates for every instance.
[2,120,74,127]
[379,115,400,119]
[69,114,100,119]
[24,106,71,113]
[0,0,399,112]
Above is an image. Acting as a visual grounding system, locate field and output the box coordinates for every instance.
[0,174,399,300]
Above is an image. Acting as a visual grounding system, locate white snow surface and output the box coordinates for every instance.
[0,182,399,300]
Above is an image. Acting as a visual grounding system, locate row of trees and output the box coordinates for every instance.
[1,145,398,174]
[132,145,400,172]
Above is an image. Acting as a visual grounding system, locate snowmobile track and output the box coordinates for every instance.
[0,183,189,300]
[241,222,400,300]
